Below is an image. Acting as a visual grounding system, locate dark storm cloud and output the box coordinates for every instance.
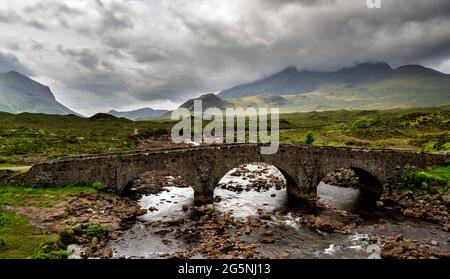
[23,1,82,16]
[57,46,101,70]
[1,0,133,34]
[94,0,133,30]
[0,8,48,30]
[0,0,450,114]
[0,10,18,23]
[0,51,33,75]
[261,0,337,8]
[63,71,129,97]
[70,0,134,36]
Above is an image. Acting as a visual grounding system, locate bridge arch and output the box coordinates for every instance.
[22,145,449,206]
[113,154,206,196]
[215,162,288,190]
[350,167,384,199]
[315,165,384,204]
[211,161,300,202]
[123,169,192,195]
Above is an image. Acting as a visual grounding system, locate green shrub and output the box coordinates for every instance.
[350,118,375,130]
[86,224,109,238]
[397,166,448,193]
[42,238,67,251]
[304,131,315,145]
[58,227,76,245]
[91,181,105,191]
[0,212,10,226]
[32,237,69,259]
[423,132,450,152]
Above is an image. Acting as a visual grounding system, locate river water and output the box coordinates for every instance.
[108,164,450,259]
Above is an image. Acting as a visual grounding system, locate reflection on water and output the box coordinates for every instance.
[317,182,363,211]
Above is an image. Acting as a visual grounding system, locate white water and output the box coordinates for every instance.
[139,187,194,222]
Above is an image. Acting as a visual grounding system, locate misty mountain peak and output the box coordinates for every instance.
[394,65,445,77]
[2,71,43,85]
[218,62,446,98]
[352,62,392,70]
[4,70,24,77]
[0,71,79,115]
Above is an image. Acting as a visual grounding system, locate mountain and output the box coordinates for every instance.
[219,62,450,112]
[90,113,127,121]
[0,71,80,115]
[219,62,395,98]
[107,107,169,120]
[179,93,232,111]
[156,93,233,119]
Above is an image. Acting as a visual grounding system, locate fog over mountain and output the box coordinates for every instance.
[219,62,450,98]
[1,61,449,116]
[0,0,450,114]
[218,62,450,112]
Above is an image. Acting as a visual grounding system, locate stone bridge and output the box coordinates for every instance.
[24,144,449,205]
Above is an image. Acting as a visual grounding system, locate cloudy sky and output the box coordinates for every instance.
[1,0,450,115]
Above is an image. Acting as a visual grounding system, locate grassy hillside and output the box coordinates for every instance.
[0,184,100,259]
[227,76,450,113]
[278,106,449,152]
[224,64,450,113]
[0,106,448,166]
[0,112,175,166]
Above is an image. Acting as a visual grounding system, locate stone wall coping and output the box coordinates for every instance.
[39,143,449,165]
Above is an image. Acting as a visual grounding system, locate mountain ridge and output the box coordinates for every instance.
[0,71,81,116]
[218,62,449,98]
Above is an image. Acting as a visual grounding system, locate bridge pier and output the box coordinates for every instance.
[194,190,214,206]
[287,186,317,201]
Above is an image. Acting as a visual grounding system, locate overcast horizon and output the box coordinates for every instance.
[1,0,450,116]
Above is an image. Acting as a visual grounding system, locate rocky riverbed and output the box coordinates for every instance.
[4,192,147,258]
[5,163,448,259]
[106,164,450,259]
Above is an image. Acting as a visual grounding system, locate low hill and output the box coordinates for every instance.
[179,93,232,111]
[107,108,169,120]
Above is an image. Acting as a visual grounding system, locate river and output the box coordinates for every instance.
[108,164,450,259]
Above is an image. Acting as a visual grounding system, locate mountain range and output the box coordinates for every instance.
[0,71,79,115]
[219,62,450,112]
[219,62,448,98]
[107,108,169,120]
[1,62,450,118]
